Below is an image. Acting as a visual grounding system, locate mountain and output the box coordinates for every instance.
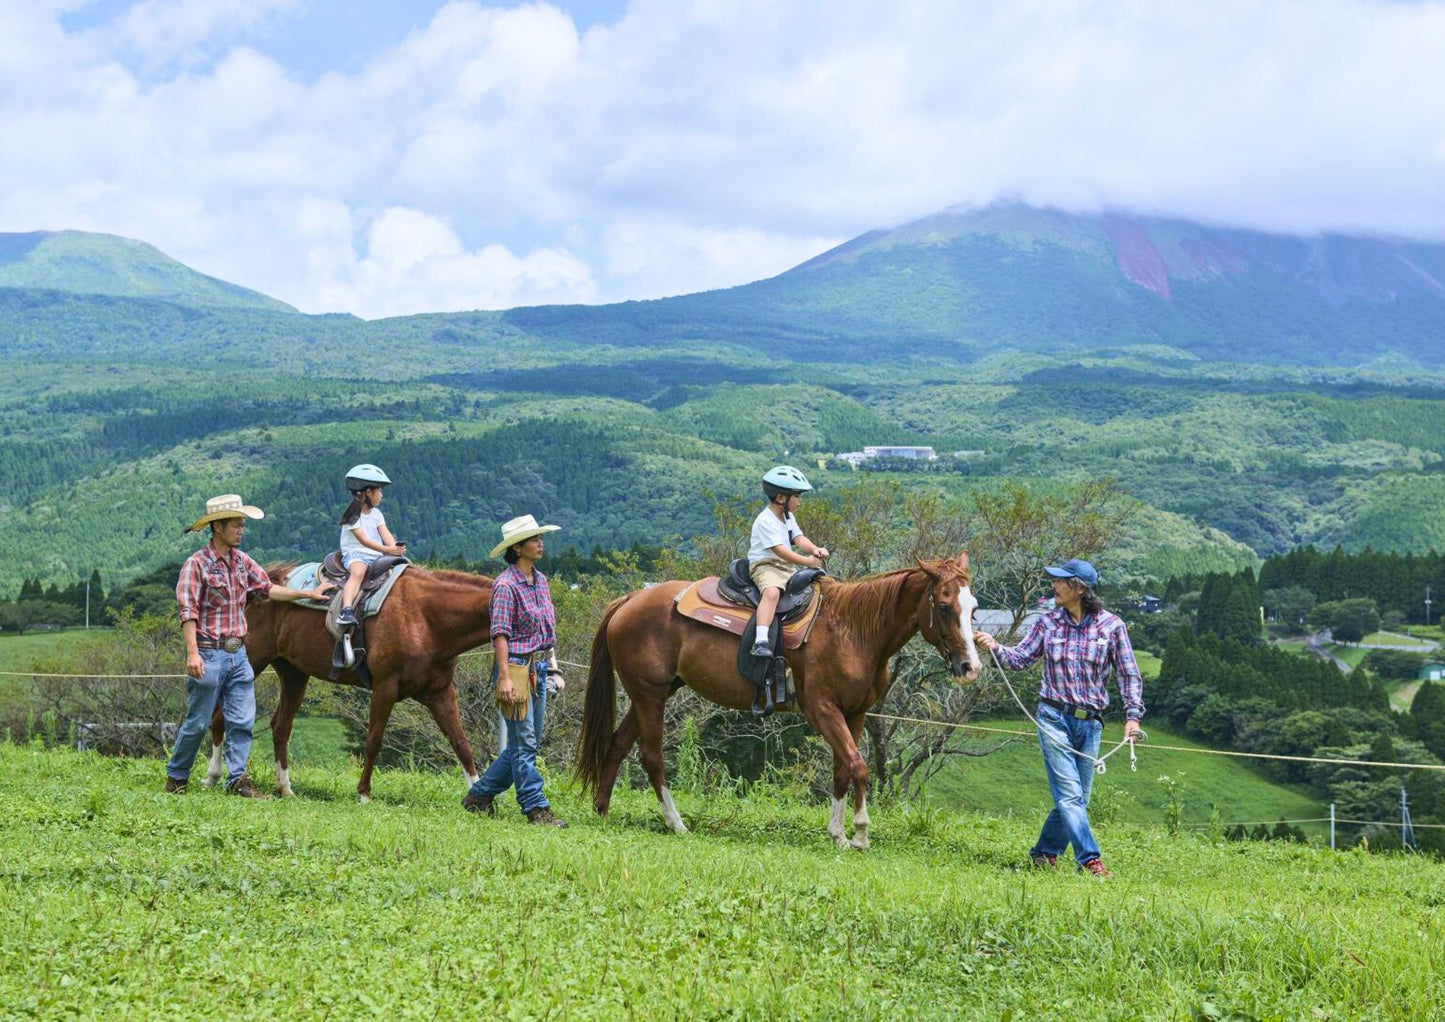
[504,202,1445,368]
[5,203,1445,593]
[0,231,296,313]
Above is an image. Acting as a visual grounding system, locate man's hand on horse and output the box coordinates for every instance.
[312,581,337,600]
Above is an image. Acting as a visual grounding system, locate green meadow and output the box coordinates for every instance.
[2,741,1442,1019]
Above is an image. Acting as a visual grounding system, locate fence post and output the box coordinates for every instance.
[1329,802,1336,851]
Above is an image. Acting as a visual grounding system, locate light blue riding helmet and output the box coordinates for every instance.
[345,464,392,492]
[762,465,813,499]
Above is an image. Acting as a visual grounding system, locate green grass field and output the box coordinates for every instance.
[921,720,1326,835]
[2,741,1441,1019]
[0,628,107,672]
[1361,631,1438,650]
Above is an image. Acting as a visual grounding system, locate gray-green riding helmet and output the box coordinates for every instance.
[345,463,392,493]
[762,464,813,501]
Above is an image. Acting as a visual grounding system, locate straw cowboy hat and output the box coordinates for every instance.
[490,514,561,559]
[184,494,265,534]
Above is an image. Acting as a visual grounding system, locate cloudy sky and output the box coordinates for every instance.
[2,0,1442,317]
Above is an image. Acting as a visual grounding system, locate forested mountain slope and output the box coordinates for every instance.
[3,203,1445,592]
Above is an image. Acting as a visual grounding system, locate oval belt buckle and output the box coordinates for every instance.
[222,637,243,653]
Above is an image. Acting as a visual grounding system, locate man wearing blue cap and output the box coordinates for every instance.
[978,558,1144,878]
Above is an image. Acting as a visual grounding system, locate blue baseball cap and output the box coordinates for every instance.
[1044,558,1099,588]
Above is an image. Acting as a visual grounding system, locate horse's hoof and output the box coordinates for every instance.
[199,777,219,789]
[274,786,293,798]
[833,835,852,851]
[850,835,871,851]
[358,793,371,804]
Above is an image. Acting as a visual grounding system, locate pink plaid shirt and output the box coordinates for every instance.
[176,544,272,642]
[994,608,1145,720]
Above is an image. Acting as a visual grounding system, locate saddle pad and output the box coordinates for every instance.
[284,562,409,618]
[673,578,822,650]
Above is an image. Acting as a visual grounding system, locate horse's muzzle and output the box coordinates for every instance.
[949,653,980,682]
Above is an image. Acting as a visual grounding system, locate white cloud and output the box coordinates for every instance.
[1,0,1444,315]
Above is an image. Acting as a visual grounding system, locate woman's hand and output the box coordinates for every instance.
[976,632,999,652]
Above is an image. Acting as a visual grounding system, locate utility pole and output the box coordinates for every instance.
[1426,584,1434,629]
[1401,787,1416,852]
[1329,802,1336,851]
[85,576,90,630]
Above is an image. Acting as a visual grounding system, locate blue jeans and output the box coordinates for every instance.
[166,647,255,786]
[1032,702,1103,866]
[471,659,549,813]
[496,661,547,755]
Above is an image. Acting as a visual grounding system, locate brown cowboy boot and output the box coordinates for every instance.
[526,806,568,828]
[164,776,188,794]
[462,791,495,816]
[228,773,268,799]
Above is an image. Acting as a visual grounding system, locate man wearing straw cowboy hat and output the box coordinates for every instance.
[462,514,568,826]
[165,494,334,797]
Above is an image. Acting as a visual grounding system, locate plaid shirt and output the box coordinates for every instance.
[994,608,1145,720]
[489,565,556,655]
[176,544,272,642]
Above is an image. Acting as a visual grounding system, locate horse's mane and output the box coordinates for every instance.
[818,568,918,647]
[264,561,298,584]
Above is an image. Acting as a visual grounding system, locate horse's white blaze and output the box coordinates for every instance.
[829,797,847,839]
[275,765,292,797]
[201,743,225,787]
[658,786,688,834]
[957,584,981,675]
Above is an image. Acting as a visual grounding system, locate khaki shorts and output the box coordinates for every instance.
[749,558,796,591]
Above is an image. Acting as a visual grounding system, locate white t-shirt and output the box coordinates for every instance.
[749,508,801,564]
[340,507,387,556]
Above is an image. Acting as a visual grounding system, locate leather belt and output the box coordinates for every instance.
[198,637,245,653]
[1039,696,1102,721]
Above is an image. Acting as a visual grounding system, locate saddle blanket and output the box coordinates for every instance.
[283,562,408,618]
[673,577,823,651]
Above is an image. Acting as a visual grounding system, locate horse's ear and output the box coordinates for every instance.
[915,556,940,578]
[956,550,970,572]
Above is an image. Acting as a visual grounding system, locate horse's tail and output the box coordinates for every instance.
[575,595,629,794]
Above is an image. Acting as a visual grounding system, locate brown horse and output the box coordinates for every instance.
[203,563,494,801]
[576,553,981,849]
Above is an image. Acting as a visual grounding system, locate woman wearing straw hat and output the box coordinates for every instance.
[166,494,334,797]
[462,514,568,826]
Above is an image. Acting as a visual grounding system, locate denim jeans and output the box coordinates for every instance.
[1032,702,1103,866]
[166,646,255,786]
[471,659,549,813]
[496,660,547,755]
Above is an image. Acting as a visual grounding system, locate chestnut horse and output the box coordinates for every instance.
[203,563,493,801]
[576,553,981,849]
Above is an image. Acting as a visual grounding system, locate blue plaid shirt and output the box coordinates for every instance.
[489,565,556,655]
[994,608,1145,720]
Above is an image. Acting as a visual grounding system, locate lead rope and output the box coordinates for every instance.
[983,644,1144,775]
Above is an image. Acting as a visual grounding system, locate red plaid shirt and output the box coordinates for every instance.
[489,565,556,655]
[176,544,273,642]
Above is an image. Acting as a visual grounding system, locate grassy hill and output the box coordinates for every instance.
[924,719,1326,835]
[0,231,296,312]
[2,741,1441,1018]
